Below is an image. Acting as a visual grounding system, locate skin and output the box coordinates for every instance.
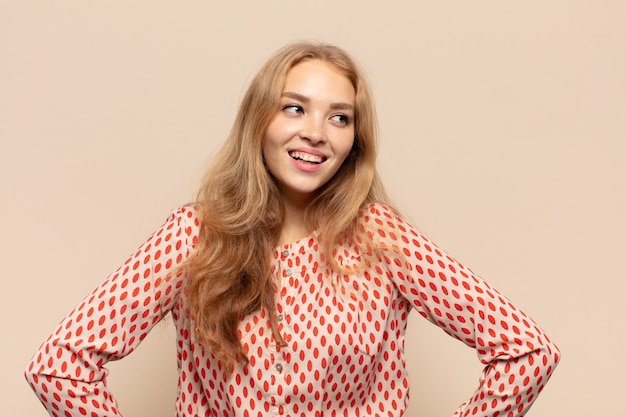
[263,59,356,244]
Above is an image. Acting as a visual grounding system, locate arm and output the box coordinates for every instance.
[364,204,560,417]
[24,206,197,417]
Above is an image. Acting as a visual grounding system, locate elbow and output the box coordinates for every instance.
[24,358,41,389]
[24,339,57,387]
[550,340,561,369]
[541,339,561,380]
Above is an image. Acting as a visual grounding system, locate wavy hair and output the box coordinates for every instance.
[185,41,389,372]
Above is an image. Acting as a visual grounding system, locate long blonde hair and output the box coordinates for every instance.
[185,41,389,371]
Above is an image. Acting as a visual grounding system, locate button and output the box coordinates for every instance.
[277,314,283,322]
[275,363,283,372]
[282,250,289,257]
[285,269,292,277]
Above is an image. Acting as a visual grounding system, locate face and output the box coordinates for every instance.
[263,59,356,205]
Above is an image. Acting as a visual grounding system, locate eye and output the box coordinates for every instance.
[330,114,351,125]
[282,104,304,115]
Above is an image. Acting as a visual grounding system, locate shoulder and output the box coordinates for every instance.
[359,202,396,219]
[356,202,423,243]
[358,202,408,229]
[165,204,201,248]
[168,203,200,224]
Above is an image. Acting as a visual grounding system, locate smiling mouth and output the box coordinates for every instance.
[289,151,326,164]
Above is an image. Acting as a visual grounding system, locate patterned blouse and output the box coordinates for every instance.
[25,203,559,417]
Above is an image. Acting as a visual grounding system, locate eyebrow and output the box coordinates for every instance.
[281,91,354,111]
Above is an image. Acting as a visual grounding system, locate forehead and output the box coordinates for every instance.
[282,60,356,103]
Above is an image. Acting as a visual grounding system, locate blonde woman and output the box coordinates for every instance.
[25,42,559,417]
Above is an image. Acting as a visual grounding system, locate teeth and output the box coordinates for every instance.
[289,151,324,164]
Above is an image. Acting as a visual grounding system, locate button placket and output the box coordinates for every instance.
[273,240,317,416]
[269,348,286,416]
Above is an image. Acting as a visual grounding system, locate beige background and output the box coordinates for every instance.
[2,1,624,415]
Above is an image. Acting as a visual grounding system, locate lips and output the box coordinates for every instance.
[288,151,327,164]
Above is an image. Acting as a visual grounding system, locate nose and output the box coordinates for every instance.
[300,115,326,144]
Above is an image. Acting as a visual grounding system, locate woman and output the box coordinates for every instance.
[25,42,559,417]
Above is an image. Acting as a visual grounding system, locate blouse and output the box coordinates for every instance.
[25,203,559,417]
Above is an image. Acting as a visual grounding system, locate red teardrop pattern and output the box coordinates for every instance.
[25,204,559,417]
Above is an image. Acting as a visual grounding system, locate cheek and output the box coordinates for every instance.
[263,122,283,153]
[338,136,356,162]
[261,135,283,175]
[261,128,277,156]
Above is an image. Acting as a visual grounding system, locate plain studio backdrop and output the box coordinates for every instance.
[1,1,624,415]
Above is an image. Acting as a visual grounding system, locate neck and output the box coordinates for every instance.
[280,194,312,245]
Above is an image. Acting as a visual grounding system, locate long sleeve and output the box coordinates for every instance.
[362,204,560,417]
[24,206,197,417]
